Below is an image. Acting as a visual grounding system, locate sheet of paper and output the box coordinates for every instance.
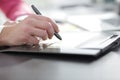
[67,12,119,31]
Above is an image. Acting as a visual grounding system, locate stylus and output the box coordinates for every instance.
[31,5,62,40]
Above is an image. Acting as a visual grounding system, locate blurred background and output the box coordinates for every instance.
[0,0,119,25]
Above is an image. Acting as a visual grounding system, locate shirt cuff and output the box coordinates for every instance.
[0,15,29,33]
[15,15,28,22]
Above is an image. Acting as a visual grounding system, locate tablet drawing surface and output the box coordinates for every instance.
[2,31,120,57]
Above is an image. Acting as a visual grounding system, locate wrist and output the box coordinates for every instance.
[0,25,11,46]
[15,15,29,22]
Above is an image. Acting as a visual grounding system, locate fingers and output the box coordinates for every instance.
[27,36,39,45]
[17,34,39,46]
[2,14,60,46]
[40,16,59,33]
[33,20,54,39]
[23,16,56,39]
[24,14,59,32]
[29,27,48,40]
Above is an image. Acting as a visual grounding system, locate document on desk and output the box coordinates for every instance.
[67,12,120,31]
[1,31,120,57]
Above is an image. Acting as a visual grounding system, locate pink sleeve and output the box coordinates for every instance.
[0,0,32,20]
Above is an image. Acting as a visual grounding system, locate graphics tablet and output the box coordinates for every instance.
[1,31,120,57]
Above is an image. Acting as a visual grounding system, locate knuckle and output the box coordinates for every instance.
[24,17,34,24]
[26,18,33,24]
[41,30,48,40]
[45,24,51,30]
[34,39,39,44]
[22,26,31,33]
[42,30,47,36]
[44,22,52,30]
[21,35,29,42]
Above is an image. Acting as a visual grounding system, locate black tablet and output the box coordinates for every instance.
[1,31,120,57]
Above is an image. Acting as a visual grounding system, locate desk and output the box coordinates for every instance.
[0,23,120,80]
[0,1,119,80]
[0,47,120,80]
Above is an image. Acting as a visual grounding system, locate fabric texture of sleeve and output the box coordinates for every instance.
[0,0,32,20]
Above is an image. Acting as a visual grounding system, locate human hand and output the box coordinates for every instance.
[0,14,59,46]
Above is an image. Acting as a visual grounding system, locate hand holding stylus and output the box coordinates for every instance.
[31,5,62,40]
